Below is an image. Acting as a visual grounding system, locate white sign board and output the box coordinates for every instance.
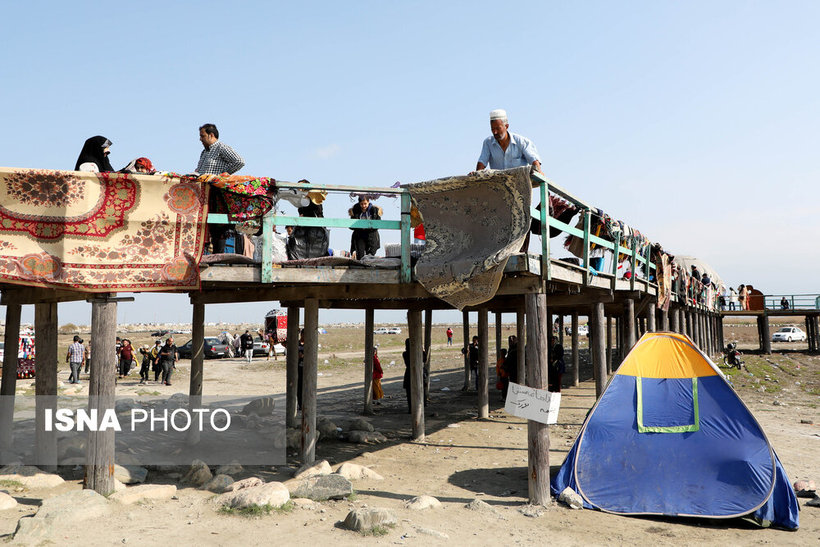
[504,382,561,425]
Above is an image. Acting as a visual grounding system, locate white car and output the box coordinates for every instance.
[772,327,806,342]
[387,327,401,334]
[374,327,390,334]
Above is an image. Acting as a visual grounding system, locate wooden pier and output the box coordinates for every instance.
[0,168,733,505]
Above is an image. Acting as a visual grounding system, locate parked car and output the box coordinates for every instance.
[386,327,402,334]
[177,337,229,359]
[564,325,589,336]
[151,330,169,337]
[772,326,806,342]
[253,337,271,357]
[374,327,390,334]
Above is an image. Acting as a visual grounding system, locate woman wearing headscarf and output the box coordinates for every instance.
[74,135,114,172]
[120,157,156,174]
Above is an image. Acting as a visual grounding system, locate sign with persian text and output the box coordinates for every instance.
[504,382,561,425]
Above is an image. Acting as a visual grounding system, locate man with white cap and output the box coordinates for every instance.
[475,109,542,173]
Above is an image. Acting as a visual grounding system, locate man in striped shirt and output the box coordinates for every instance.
[65,335,85,384]
[196,123,246,254]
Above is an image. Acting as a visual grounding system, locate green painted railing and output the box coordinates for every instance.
[207,171,659,295]
[763,294,820,310]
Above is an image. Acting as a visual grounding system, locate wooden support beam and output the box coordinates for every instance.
[301,298,319,463]
[462,311,470,391]
[525,292,550,505]
[34,302,58,470]
[408,309,425,441]
[591,301,607,397]
[570,312,579,387]
[86,298,117,495]
[477,309,489,419]
[541,292,613,307]
[606,315,612,375]
[0,303,21,450]
[424,309,432,402]
[647,304,656,333]
[761,314,772,355]
[187,302,205,445]
[624,298,636,350]
[286,306,300,428]
[495,312,503,375]
[1,287,88,305]
[363,308,374,415]
[615,316,622,363]
[660,308,669,332]
[557,314,564,347]
[516,307,526,388]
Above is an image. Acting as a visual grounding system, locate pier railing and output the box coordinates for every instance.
[763,294,820,310]
[207,170,668,300]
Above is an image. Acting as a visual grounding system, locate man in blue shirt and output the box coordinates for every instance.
[475,109,542,173]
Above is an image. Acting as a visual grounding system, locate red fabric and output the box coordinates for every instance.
[414,224,426,240]
[373,354,383,379]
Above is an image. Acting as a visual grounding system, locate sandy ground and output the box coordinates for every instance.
[0,323,817,546]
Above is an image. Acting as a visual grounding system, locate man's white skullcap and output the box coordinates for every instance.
[489,109,507,121]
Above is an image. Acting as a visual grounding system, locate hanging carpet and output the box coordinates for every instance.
[0,167,207,292]
[403,166,532,310]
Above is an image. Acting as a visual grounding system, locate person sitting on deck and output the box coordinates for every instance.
[349,195,382,259]
[473,109,542,173]
[196,123,245,255]
[75,136,115,173]
[780,297,790,310]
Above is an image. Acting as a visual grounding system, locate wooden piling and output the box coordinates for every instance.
[86,298,117,495]
[669,306,678,332]
[477,309,489,419]
[187,302,205,445]
[462,311,470,390]
[300,298,319,463]
[423,309,432,402]
[525,292,550,505]
[495,312,503,372]
[516,307,526,386]
[0,303,21,450]
[591,301,606,397]
[557,314,564,347]
[660,308,669,332]
[570,312,579,386]
[285,306,299,427]
[624,298,636,350]
[761,314,772,355]
[606,315,612,375]
[363,308,374,415]
[408,309,425,440]
[34,302,57,470]
[647,304,656,333]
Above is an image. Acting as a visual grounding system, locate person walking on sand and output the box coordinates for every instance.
[138,345,151,384]
[372,347,384,404]
[118,338,134,378]
[158,337,178,386]
[446,327,453,346]
[241,330,255,363]
[66,335,85,385]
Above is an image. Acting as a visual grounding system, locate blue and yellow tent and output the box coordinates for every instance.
[552,332,799,530]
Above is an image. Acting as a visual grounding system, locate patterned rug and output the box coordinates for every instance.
[404,166,533,309]
[0,167,207,292]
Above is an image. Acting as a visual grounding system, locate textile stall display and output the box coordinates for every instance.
[404,166,532,310]
[552,332,799,530]
[0,167,207,291]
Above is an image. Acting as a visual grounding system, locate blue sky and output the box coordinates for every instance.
[2,1,819,326]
